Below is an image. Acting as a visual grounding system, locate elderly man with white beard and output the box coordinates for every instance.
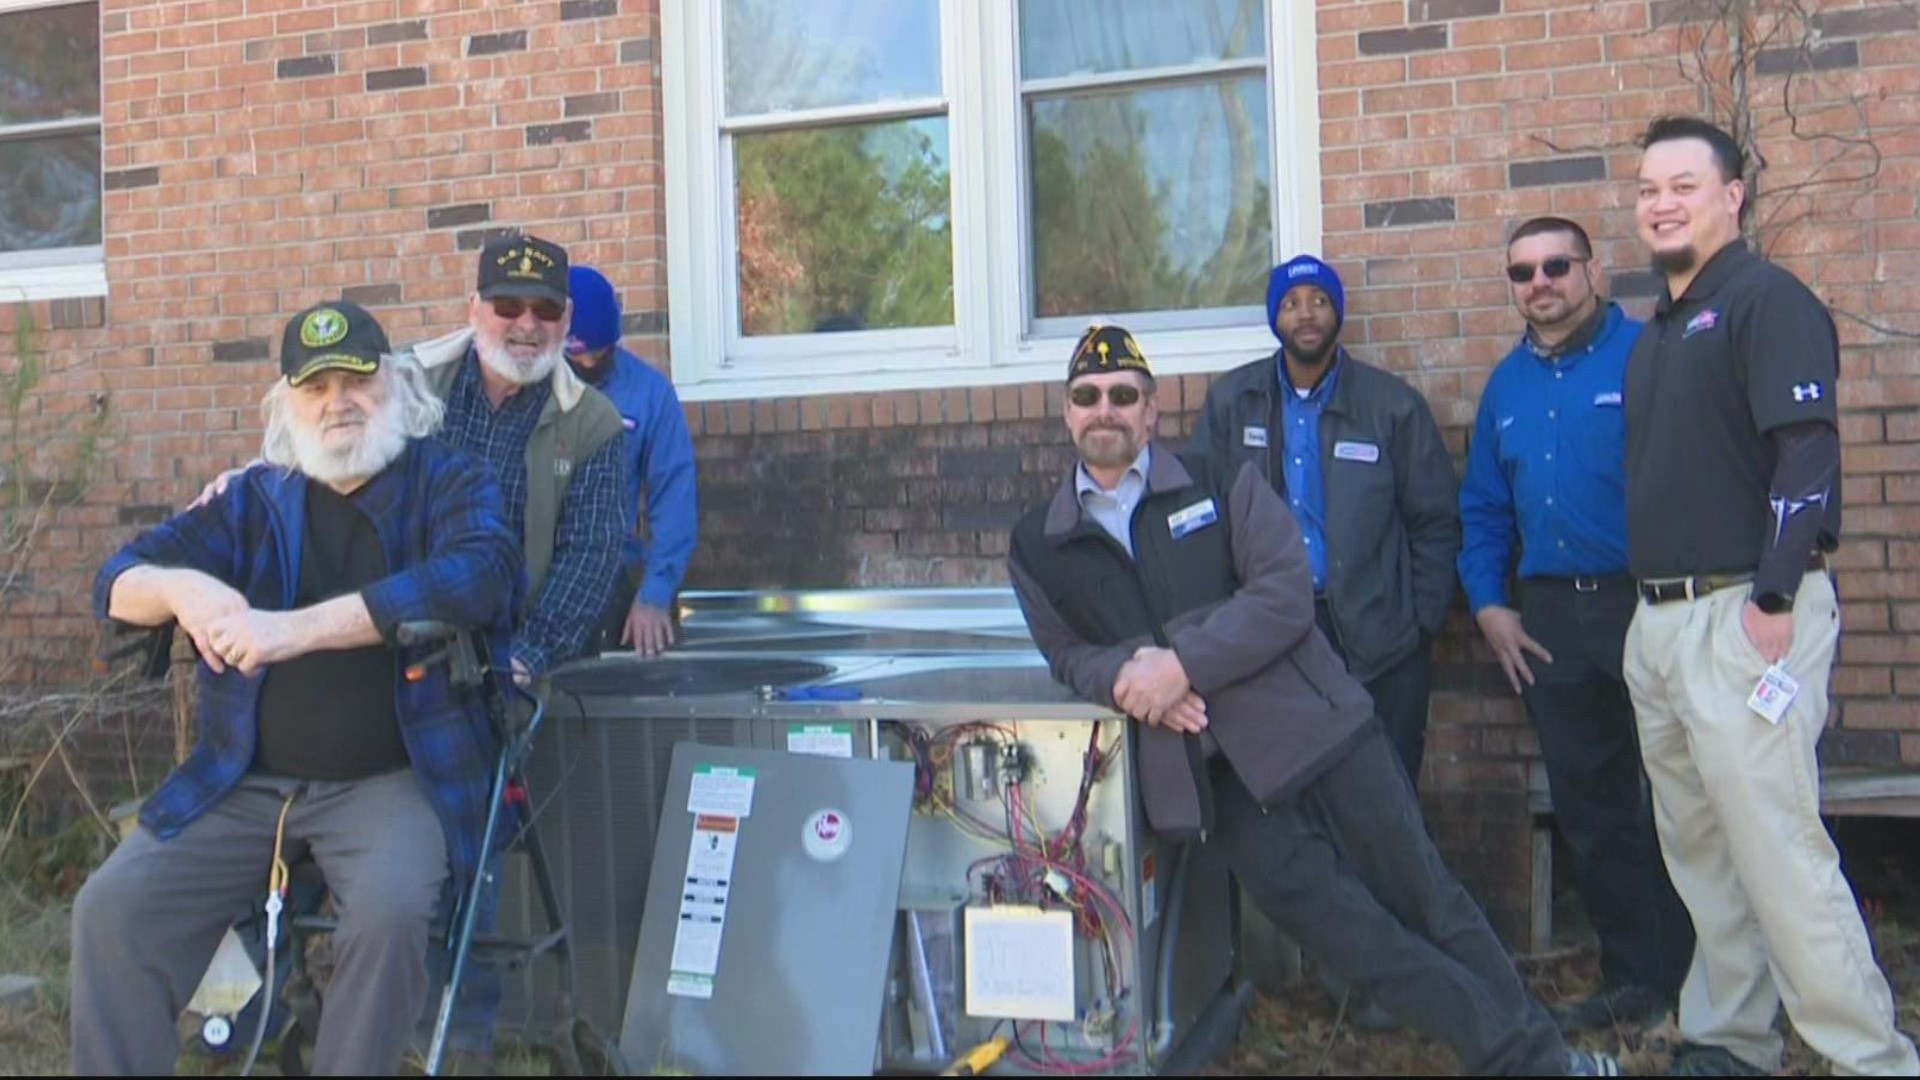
[72,300,523,1076]
[405,234,628,684]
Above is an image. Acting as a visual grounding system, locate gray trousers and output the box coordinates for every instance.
[70,768,449,1076]
[1213,726,1570,1075]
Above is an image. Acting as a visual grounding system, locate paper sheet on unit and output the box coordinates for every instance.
[963,906,1076,1022]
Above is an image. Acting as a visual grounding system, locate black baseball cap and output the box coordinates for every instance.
[477,234,570,304]
[1066,324,1152,383]
[280,300,390,386]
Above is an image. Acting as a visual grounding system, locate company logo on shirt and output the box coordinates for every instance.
[1792,381,1823,403]
[1593,391,1622,407]
[1683,309,1720,338]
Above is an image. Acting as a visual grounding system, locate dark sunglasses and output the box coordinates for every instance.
[1505,255,1588,284]
[1069,383,1144,408]
[489,296,566,322]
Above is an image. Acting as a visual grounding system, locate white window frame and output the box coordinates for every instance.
[664,0,1319,402]
[0,0,105,303]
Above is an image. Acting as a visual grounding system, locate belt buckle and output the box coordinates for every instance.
[1574,576,1600,593]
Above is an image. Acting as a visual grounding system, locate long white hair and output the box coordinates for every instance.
[260,351,444,483]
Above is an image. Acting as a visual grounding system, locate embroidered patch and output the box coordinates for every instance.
[1683,308,1720,338]
[1332,440,1380,463]
[1242,425,1268,448]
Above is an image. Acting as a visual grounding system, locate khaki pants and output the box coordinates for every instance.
[1624,571,1917,1076]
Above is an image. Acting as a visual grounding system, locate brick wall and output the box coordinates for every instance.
[4,0,1916,943]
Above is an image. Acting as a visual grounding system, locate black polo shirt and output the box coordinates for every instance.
[1624,240,1841,579]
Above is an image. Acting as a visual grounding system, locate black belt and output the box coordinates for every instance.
[1636,572,1754,605]
[1637,555,1827,606]
[1527,574,1631,594]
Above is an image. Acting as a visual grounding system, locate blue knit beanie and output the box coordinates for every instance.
[567,265,622,352]
[1265,255,1346,340]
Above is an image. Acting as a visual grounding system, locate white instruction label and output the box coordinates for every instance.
[668,814,739,983]
[686,814,739,883]
[963,906,1077,1022]
[788,723,855,759]
[688,765,757,818]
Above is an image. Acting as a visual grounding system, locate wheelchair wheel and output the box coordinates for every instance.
[276,1015,317,1077]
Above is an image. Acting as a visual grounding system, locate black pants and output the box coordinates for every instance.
[1315,599,1432,785]
[1213,727,1569,1074]
[1520,575,1694,998]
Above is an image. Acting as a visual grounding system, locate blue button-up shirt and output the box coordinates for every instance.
[1076,446,1150,556]
[1459,303,1642,612]
[1279,356,1339,591]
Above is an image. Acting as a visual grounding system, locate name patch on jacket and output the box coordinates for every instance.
[1167,498,1218,539]
[1332,440,1380,464]
[1242,425,1268,448]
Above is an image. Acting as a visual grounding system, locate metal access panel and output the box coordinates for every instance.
[494,687,876,1041]
[619,742,916,1076]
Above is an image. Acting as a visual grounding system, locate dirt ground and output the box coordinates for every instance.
[4,821,1918,1076]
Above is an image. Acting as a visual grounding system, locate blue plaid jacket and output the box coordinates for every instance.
[91,439,523,891]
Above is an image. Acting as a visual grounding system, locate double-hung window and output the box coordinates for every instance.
[664,0,1319,400]
[0,0,104,301]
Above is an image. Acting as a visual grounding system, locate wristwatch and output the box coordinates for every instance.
[1754,591,1792,615]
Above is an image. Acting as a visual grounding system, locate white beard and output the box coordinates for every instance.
[477,337,561,387]
[288,410,408,487]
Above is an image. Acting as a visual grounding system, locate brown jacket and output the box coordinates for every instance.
[1008,448,1374,837]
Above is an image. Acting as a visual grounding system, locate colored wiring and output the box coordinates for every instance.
[894,720,1140,1073]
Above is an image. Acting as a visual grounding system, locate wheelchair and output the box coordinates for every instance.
[265,621,627,1077]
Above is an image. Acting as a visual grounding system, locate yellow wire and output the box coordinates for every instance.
[268,791,295,897]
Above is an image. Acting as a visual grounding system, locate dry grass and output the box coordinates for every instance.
[0,884,72,1076]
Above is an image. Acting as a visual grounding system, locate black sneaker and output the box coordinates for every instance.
[1552,984,1674,1032]
[1667,1042,1767,1076]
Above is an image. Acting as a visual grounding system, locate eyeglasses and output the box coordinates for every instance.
[1506,256,1588,284]
[489,296,566,322]
[1068,383,1144,408]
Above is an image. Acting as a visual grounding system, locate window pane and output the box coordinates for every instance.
[1029,78,1271,320]
[723,0,940,117]
[0,132,101,253]
[1020,0,1264,80]
[734,117,953,337]
[0,3,101,124]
